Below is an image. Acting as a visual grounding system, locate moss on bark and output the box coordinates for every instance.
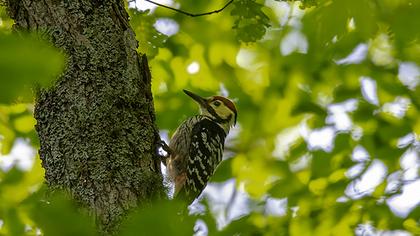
[6,0,164,234]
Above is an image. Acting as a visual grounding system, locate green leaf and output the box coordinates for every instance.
[231,0,270,43]
[372,180,386,198]
[333,86,362,102]
[13,114,36,133]
[288,139,307,162]
[129,9,168,59]
[120,200,195,236]
[388,2,420,46]
[311,151,331,178]
[303,0,377,52]
[0,104,38,154]
[407,207,420,223]
[31,192,96,236]
[403,218,420,235]
[273,0,318,9]
[0,6,13,30]
[211,157,234,182]
[268,175,305,199]
[218,214,262,236]
[291,100,326,116]
[0,33,65,103]
[2,208,25,236]
[352,100,377,122]
[0,168,25,185]
[377,117,411,142]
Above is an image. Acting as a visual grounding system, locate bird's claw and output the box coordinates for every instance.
[157,140,172,162]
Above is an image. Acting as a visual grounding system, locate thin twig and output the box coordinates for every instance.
[144,0,234,17]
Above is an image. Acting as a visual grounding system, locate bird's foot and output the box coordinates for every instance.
[157,140,172,162]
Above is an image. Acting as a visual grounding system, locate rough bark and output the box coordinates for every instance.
[6,0,164,234]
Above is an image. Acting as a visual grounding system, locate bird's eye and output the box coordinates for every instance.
[213,101,221,107]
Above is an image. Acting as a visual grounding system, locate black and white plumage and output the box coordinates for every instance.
[166,90,237,203]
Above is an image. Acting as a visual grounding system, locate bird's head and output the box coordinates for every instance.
[183,90,237,131]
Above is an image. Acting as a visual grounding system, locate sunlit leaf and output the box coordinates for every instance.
[403,218,420,235]
[277,0,318,9]
[13,115,36,133]
[0,104,36,154]
[308,177,328,195]
[129,9,168,59]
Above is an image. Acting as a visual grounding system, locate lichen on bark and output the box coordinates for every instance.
[6,0,164,234]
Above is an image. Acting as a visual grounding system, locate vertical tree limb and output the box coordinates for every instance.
[6,0,164,234]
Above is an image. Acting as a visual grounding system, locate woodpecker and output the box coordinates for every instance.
[166,90,237,203]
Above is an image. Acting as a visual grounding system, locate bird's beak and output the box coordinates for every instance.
[183,90,207,107]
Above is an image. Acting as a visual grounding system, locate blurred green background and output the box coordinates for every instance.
[1,0,419,235]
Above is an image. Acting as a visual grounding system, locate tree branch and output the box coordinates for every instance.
[144,0,233,17]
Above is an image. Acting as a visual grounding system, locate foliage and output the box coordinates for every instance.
[231,0,271,43]
[1,0,420,235]
[120,200,195,235]
[129,9,168,59]
[277,0,318,9]
[0,33,64,103]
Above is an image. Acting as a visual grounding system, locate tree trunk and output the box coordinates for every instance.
[6,0,164,234]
